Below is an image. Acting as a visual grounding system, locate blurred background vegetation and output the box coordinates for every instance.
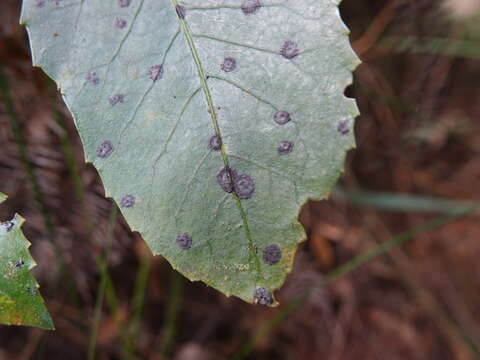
[1,0,480,359]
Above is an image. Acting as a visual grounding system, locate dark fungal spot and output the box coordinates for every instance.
[217,168,255,199]
[149,64,164,81]
[262,244,282,265]
[14,260,25,269]
[217,167,237,193]
[118,0,131,8]
[337,119,350,135]
[241,0,261,15]
[175,5,186,19]
[280,40,300,60]
[176,233,192,250]
[109,94,125,105]
[221,57,237,73]
[35,0,46,8]
[97,141,114,158]
[274,110,291,125]
[233,173,255,200]
[253,287,273,306]
[26,287,38,296]
[86,72,99,85]
[208,134,222,151]
[278,141,294,155]
[2,221,14,232]
[115,18,127,29]
[120,195,135,208]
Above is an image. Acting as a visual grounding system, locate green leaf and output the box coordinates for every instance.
[0,193,54,329]
[21,0,359,304]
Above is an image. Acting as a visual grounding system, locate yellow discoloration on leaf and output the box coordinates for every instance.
[0,193,53,329]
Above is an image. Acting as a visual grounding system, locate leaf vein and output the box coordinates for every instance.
[207,74,279,110]
[171,0,265,284]
[192,33,277,55]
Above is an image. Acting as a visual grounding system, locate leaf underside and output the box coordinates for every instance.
[21,0,359,304]
[0,194,53,329]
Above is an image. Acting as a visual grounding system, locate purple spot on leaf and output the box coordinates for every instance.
[234,173,255,200]
[120,195,135,208]
[221,57,237,73]
[176,233,192,250]
[149,64,164,81]
[217,167,237,193]
[208,134,222,151]
[274,110,291,125]
[118,0,131,8]
[217,167,255,199]
[2,221,14,232]
[241,0,261,15]
[337,119,350,135]
[262,244,282,265]
[278,141,294,155]
[26,287,38,296]
[97,141,114,158]
[176,5,186,19]
[14,260,25,269]
[253,287,273,306]
[280,40,300,60]
[35,0,46,8]
[109,94,125,106]
[115,18,127,29]
[86,72,100,85]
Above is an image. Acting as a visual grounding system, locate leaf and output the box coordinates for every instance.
[21,0,359,304]
[0,193,54,329]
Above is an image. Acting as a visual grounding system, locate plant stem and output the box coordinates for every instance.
[87,204,118,360]
[160,270,185,358]
[123,250,152,359]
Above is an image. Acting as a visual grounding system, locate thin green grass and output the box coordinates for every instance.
[381,36,480,59]
[333,186,478,214]
[87,205,118,360]
[0,67,55,242]
[54,110,86,202]
[160,271,185,358]
[122,250,152,359]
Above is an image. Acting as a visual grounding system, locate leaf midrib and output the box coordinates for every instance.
[170,0,264,284]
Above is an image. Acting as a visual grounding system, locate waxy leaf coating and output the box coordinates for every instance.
[21,0,359,304]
